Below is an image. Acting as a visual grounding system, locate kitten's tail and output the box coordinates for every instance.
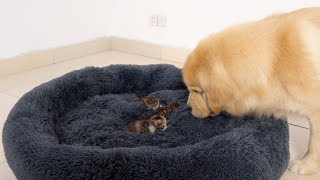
[132,98,143,102]
[123,126,128,131]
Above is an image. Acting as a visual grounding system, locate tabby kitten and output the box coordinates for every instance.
[124,115,167,134]
[146,102,180,119]
[134,95,160,110]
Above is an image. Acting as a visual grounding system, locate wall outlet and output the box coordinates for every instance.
[157,16,167,27]
[150,15,158,27]
[150,15,167,27]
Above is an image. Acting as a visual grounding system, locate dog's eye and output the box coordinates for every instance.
[189,86,203,94]
[192,90,199,93]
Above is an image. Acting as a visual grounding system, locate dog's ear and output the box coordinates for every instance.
[202,78,232,115]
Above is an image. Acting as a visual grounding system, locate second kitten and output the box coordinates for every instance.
[124,115,167,134]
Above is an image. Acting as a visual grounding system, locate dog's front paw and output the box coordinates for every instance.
[289,160,320,175]
[191,109,210,119]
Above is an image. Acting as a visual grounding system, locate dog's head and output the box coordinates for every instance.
[182,39,234,118]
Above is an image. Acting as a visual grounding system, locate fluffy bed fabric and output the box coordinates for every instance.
[2,64,289,180]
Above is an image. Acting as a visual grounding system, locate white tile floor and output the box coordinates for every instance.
[0,50,318,180]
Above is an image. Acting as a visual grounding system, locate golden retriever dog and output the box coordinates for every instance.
[183,7,320,175]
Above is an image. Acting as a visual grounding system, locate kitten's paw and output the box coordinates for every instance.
[288,160,320,175]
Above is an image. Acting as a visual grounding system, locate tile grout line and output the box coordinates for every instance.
[161,59,184,65]
[0,160,6,165]
[288,123,309,130]
[52,49,111,64]
[0,92,18,101]
[109,49,184,65]
[0,91,20,99]
[110,49,162,60]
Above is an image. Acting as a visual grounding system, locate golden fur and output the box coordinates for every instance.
[183,7,320,175]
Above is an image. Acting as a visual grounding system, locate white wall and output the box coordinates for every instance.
[0,0,111,59]
[1,0,319,59]
[110,0,320,49]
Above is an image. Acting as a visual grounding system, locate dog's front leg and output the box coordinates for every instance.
[289,112,320,174]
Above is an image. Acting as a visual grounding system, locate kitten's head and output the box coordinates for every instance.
[143,96,160,110]
[152,115,167,130]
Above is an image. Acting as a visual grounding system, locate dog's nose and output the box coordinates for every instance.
[186,105,191,110]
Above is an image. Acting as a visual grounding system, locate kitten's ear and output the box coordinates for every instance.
[155,120,162,126]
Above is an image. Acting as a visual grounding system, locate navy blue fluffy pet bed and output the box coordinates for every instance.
[2,64,289,180]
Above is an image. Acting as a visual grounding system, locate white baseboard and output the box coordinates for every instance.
[0,36,191,77]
